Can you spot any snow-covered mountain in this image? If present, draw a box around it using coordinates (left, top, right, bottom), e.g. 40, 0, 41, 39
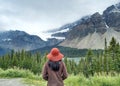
0, 30, 46, 51
47, 15, 91, 40
60, 2, 120, 49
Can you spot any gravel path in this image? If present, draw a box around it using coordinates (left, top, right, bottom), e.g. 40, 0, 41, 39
0, 78, 28, 86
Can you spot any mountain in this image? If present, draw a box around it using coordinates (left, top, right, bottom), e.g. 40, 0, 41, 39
103, 3, 120, 32
0, 30, 64, 55
0, 30, 46, 51
47, 15, 90, 39
60, 2, 120, 49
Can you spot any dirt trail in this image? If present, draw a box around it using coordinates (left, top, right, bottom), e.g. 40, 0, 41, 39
0, 78, 28, 86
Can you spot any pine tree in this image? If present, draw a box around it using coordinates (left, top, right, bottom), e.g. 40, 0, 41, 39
84, 49, 95, 77
108, 37, 117, 60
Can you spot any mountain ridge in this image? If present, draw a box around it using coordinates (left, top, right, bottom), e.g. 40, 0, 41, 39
0, 30, 46, 51
59, 2, 120, 49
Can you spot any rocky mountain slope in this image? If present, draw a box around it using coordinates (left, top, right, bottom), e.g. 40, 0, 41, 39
60, 2, 120, 49
0, 30, 46, 51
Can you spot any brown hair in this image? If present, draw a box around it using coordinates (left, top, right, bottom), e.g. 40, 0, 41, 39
48, 60, 61, 71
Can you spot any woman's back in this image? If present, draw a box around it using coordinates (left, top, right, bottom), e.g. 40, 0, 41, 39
42, 60, 68, 86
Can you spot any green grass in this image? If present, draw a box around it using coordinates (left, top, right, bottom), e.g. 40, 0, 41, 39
0, 68, 35, 78
0, 68, 120, 86
64, 74, 120, 86
24, 74, 120, 86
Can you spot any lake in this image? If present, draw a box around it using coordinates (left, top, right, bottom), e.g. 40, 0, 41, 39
66, 57, 84, 64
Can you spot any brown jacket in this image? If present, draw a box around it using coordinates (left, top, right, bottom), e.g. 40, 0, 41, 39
42, 61, 68, 86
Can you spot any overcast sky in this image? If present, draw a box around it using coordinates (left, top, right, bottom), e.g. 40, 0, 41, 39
0, 0, 119, 40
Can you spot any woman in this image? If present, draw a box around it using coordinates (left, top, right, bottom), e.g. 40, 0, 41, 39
42, 48, 68, 86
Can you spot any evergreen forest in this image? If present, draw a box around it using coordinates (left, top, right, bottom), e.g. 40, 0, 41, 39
0, 37, 120, 78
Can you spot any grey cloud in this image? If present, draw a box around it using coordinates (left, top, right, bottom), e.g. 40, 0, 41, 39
0, 0, 120, 31
1, 0, 119, 19
0, 21, 8, 31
